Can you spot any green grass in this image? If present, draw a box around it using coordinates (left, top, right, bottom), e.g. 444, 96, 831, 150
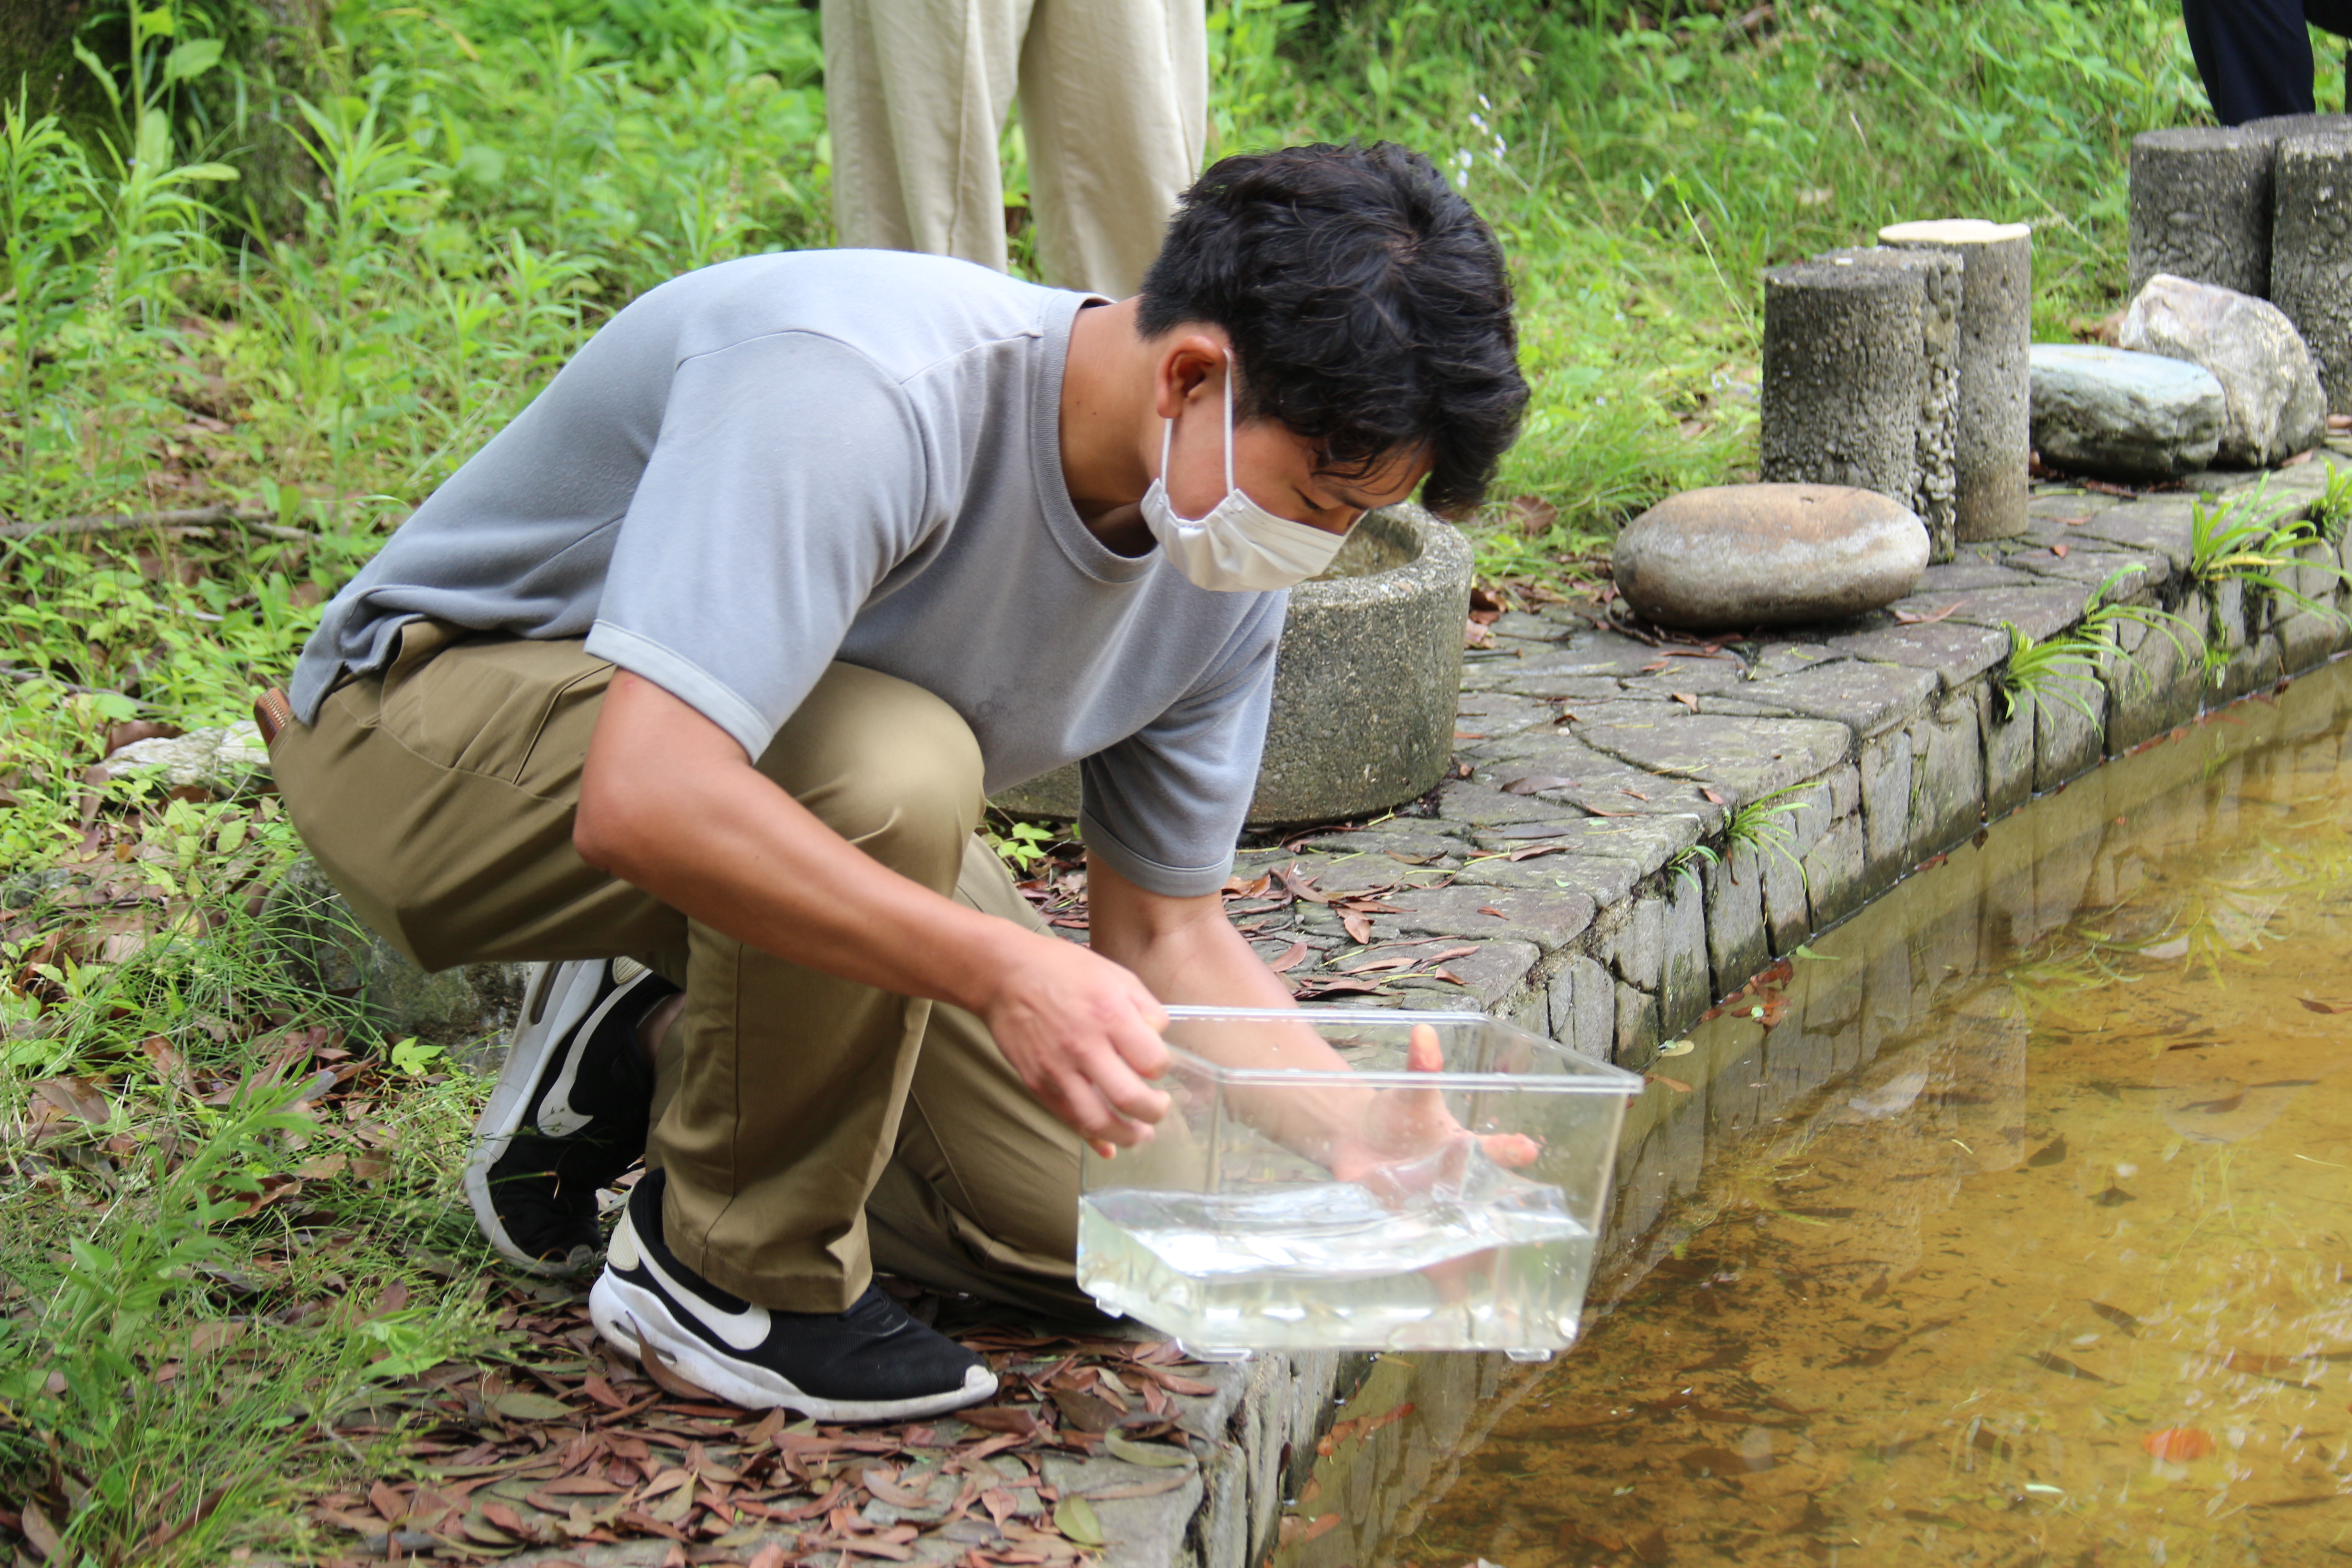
0, 0, 2291, 1552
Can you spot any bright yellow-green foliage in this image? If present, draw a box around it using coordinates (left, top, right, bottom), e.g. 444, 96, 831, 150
0, 0, 2234, 868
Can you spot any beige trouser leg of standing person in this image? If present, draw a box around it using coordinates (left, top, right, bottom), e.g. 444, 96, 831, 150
820, 0, 1207, 297
270, 624, 1091, 1320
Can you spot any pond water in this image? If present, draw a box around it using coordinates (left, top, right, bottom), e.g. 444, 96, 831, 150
1318, 659, 2352, 1567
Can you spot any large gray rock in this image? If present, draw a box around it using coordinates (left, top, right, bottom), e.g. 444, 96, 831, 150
1612, 484, 1930, 631
2028, 343, 2225, 480
992, 505, 1472, 827
102, 721, 271, 794
265, 857, 529, 1054
2119, 274, 2328, 466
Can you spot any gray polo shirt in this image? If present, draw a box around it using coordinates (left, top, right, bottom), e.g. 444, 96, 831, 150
290, 250, 1284, 897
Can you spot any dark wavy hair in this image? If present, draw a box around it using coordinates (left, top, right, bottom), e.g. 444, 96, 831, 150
1136, 142, 1528, 514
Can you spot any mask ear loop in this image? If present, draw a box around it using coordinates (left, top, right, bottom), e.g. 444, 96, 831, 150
1220, 349, 1238, 497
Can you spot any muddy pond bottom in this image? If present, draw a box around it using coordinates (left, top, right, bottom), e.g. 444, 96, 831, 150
1397, 670, 2352, 1565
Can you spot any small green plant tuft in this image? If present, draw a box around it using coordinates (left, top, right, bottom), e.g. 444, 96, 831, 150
2185, 483, 2352, 681
984, 816, 1061, 874
1665, 841, 1719, 891
1994, 620, 2104, 725
1718, 782, 1810, 887
2311, 462, 2352, 544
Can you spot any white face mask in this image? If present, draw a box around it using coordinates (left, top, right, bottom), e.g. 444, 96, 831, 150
1139, 357, 1349, 592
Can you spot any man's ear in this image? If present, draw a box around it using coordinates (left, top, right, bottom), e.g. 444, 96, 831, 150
1152, 331, 1230, 421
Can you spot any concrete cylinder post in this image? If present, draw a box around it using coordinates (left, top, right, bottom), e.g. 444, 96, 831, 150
1819, 246, 1961, 562
1880, 219, 2032, 542
2241, 112, 2352, 144
1759, 259, 1926, 531
2271, 130, 2352, 416
2127, 127, 2276, 299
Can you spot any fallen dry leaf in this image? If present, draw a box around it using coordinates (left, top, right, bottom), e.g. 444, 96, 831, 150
1892, 600, 1965, 626
1671, 692, 1699, 712
1265, 941, 1309, 974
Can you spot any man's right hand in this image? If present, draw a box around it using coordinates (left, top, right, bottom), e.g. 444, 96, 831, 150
980, 934, 1172, 1157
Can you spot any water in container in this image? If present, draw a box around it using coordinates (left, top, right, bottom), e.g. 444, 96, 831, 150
1074, 1007, 1639, 1357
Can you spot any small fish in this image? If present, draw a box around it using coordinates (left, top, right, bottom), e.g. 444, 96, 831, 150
2142, 1426, 2214, 1461
2026, 1137, 2068, 1167
2028, 1350, 2114, 1384
2093, 1185, 2137, 1207
2089, 1301, 2142, 1335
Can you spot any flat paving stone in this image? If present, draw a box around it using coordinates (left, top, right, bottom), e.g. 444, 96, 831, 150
1570, 711, 1852, 801
1912, 560, 2046, 593
1923, 583, 2090, 641
1387, 938, 1545, 1010
1466, 813, 1704, 872
2029, 490, 2125, 518
1450, 848, 1646, 908
1614, 655, 1756, 697
2069, 496, 2201, 570
1505, 630, 1666, 680
1426, 778, 1599, 827
1699, 657, 1936, 739
1285, 824, 1475, 866
2001, 547, 2165, 593
1822, 621, 2012, 688
1495, 671, 1645, 702
1366, 883, 1599, 950
1748, 641, 1842, 675
1452, 690, 1558, 737
1469, 733, 1726, 825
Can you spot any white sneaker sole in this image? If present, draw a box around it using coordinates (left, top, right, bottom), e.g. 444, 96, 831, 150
589, 1272, 1000, 1422
462, 960, 613, 1276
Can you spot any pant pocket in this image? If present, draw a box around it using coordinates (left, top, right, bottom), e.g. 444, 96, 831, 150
377, 632, 613, 793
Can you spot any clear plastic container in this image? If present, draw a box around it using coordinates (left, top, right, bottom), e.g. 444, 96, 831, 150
1075, 1006, 1642, 1361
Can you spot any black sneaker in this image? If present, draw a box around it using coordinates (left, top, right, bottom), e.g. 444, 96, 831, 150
589, 1170, 1000, 1421
465, 958, 679, 1276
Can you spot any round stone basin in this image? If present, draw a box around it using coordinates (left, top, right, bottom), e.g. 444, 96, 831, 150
991, 504, 1474, 828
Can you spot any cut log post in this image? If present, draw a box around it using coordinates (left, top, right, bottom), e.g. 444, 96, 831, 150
2271, 130, 2352, 416
1880, 219, 2032, 542
1759, 260, 1926, 533
2127, 127, 2276, 299
1818, 246, 1961, 562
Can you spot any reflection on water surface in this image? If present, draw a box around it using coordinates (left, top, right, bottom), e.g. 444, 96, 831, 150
1364, 664, 2352, 1566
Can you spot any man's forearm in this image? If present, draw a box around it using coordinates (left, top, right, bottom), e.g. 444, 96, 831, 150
576, 676, 1034, 1017
575, 671, 1172, 1150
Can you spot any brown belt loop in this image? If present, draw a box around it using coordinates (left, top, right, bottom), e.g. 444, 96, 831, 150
254, 686, 294, 748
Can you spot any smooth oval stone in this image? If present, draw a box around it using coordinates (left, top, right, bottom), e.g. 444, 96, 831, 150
1612, 484, 1931, 631
2029, 343, 2224, 481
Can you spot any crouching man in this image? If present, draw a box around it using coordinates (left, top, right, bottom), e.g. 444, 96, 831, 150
266, 142, 1527, 1421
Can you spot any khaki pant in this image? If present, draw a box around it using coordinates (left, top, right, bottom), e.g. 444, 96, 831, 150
821, 0, 1208, 296
272, 624, 1089, 1318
